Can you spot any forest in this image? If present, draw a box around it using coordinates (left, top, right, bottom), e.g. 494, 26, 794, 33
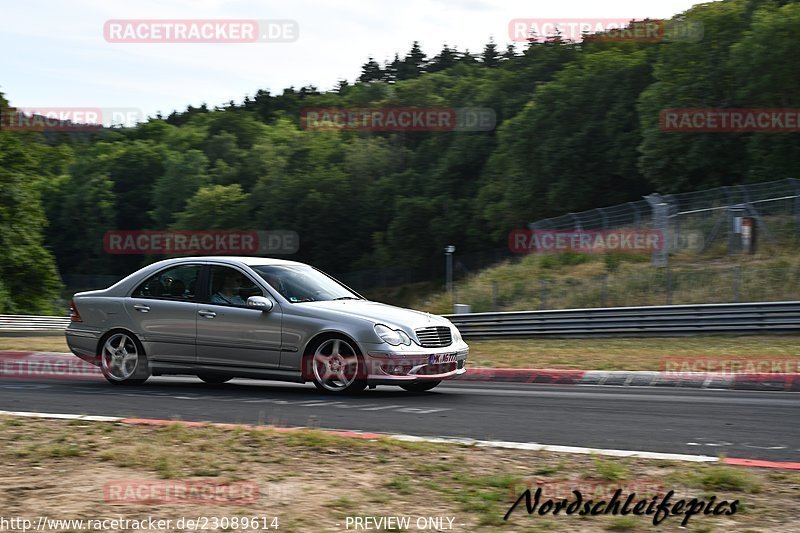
0, 0, 798, 313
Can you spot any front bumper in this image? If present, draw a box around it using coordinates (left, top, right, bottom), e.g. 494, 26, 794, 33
363, 340, 469, 385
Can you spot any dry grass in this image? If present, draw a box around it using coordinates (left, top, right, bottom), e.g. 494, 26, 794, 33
0, 335, 69, 353
3, 334, 800, 371
465, 335, 800, 370
417, 252, 800, 314
0, 416, 797, 532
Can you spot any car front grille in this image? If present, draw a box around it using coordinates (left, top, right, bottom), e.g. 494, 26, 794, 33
416, 362, 457, 375
415, 326, 452, 348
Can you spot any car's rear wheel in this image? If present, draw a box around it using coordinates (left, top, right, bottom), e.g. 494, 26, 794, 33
400, 380, 442, 392
99, 331, 150, 385
309, 337, 367, 394
197, 374, 232, 384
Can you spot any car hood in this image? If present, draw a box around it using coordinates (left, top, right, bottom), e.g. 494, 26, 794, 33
300, 300, 451, 331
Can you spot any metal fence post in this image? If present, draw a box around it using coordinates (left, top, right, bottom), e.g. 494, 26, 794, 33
733, 265, 742, 303
645, 193, 669, 267
728, 206, 739, 255
598, 208, 609, 230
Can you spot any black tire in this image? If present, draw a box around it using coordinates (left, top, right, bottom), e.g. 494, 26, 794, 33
400, 380, 442, 392
306, 336, 367, 394
197, 374, 232, 384
312, 379, 367, 394
98, 330, 150, 385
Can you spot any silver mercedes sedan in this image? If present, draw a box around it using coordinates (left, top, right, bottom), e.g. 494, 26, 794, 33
66, 257, 468, 393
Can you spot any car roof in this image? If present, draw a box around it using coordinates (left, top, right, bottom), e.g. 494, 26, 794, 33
78, 256, 312, 298
159, 256, 307, 268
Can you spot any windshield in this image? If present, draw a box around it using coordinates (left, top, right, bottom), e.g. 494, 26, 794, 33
252, 265, 361, 303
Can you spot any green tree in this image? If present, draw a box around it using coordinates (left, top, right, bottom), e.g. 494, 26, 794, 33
150, 150, 210, 227
729, 1, 800, 180
383, 54, 401, 83
459, 49, 478, 65
172, 184, 250, 230
428, 45, 458, 72
481, 50, 654, 237
107, 140, 166, 230
637, 0, 755, 191
359, 57, 383, 82
481, 39, 501, 67
42, 171, 116, 276
502, 44, 517, 61
398, 41, 427, 80
0, 132, 62, 313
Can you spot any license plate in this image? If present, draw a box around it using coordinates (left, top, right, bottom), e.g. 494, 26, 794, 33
429, 353, 457, 364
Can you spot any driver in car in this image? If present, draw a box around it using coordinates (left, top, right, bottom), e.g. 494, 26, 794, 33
211, 271, 246, 305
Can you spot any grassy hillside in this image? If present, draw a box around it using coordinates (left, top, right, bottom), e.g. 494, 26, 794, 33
415, 250, 800, 314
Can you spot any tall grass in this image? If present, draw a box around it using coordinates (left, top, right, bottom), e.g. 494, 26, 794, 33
417, 251, 800, 314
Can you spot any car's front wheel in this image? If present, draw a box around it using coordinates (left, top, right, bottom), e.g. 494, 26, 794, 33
400, 380, 442, 392
308, 337, 367, 394
99, 331, 150, 385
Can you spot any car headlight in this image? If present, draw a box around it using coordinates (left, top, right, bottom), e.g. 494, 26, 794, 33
451, 326, 462, 343
374, 324, 412, 346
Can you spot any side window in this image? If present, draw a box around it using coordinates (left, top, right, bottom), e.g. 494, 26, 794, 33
208, 266, 263, 307
132, 264, 201, 301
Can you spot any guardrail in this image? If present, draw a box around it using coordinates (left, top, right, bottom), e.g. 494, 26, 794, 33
445, 301, 800, 338
4, 301, 800, 338
0, 315, 70, 332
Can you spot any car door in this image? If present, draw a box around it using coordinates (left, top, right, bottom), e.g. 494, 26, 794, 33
195, 264, 282, 369
125, 263, 201, 364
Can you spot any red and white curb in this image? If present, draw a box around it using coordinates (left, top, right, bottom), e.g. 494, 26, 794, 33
1, 352, 799, 391
456, 368, 800, 391
1, 410, 798, 470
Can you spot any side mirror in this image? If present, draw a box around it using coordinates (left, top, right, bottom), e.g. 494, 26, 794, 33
246, 296, 274, 312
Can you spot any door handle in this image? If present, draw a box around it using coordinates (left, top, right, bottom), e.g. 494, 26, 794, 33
133, 304, 150, 313
198, 310, 217, 319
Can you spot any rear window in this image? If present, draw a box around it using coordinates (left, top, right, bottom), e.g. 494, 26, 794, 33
132, 264, 201, 300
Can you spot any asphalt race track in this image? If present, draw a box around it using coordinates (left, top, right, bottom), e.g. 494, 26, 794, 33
0, 377, 797, 463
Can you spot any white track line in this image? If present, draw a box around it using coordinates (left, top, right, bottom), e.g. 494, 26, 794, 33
385, 434, 719, 462
0, 410, 122, 422
0, 409, 720, 463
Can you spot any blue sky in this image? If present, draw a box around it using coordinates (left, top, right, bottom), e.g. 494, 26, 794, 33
1, 0, 714, 122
